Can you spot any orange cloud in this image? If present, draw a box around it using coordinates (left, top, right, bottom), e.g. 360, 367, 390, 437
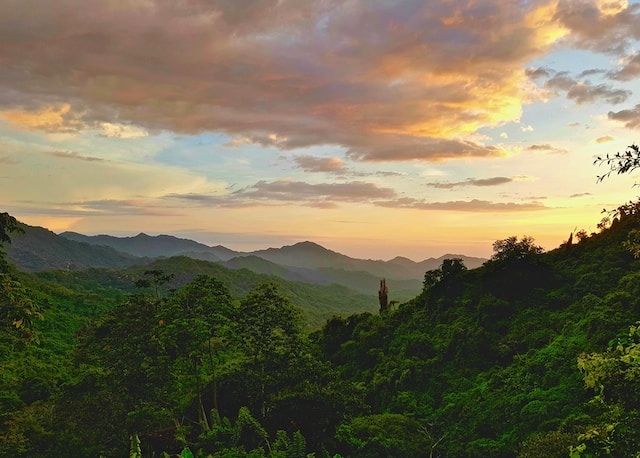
0, 104, 83, 133
0, 0, 634, 161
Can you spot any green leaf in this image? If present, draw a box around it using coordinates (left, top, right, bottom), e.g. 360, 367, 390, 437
180, 447, 195, 458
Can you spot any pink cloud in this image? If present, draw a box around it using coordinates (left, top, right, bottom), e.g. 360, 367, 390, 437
293, 155, 347, 173
0, 0, 637, 161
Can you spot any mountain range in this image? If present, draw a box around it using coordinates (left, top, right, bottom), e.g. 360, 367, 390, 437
58, 230, 486, 278
5, 223, 486, 300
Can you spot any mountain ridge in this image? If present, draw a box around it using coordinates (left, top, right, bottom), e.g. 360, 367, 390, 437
4, 222, 485, 301
8, 224, 146, 272
58, 233, 486, 270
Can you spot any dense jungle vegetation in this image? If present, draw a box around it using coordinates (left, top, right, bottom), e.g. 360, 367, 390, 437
4, 191, 640, 456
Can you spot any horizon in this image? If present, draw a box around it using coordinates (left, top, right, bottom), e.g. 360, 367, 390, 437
53, 226, 491, 262
2, 1, 640, 260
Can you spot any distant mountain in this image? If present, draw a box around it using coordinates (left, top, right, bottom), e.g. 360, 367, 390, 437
34, 255, 379, 329
250, 241, 354, 269
5, 224, 485, 301
221, 255, 329, 284
6, 224, 145, 272
57, 233, 486, 281
250, 241, 486, 280
316, 267, 422, 301
219, 255, 421, 300
59, 231, 241, 260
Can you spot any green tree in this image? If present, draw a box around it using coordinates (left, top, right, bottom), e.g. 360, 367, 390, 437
570, 322, 640, 457
0, 213, 40, 340
134, 269, 175, 300
57, 276, 236, 455
0, 273, 41, 341
0, 212, 23, 273
336, 413, 432, 458
483, 236, 550, 301
421, 258, 466, 294
157, 275, 235, 430
491, 236, 544, 263
593, 144, 640, 257
231, 283, 302, 418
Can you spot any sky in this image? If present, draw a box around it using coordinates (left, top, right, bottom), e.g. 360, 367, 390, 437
2, 0, 640, 261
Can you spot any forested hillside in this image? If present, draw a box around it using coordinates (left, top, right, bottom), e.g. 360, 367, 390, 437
31, 255, 379, 330
3, 201, 640, 457
9, 225, 486, 301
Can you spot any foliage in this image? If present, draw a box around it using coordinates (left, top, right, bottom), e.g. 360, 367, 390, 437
135, 269, 176, 299
4, 208, 640, 457
336, 413, 433, 457
517, 430, 576, 458
624, 228, 640, 258
594, 143, 640, 182
567, 322, 640, 457
490, 235, 544, 263
0, 213, 22, 245
578, 321, 640, 408
0, 212, 23, 272
0, 272, 42, 341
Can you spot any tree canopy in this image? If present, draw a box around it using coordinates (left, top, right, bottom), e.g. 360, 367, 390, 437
3, 208, 640, 456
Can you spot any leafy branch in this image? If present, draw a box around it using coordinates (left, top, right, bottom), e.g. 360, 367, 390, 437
594, 144, 640, 183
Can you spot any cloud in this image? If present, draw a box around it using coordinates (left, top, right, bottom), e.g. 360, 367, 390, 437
521, 125, 534, 132
595, 135, 614, 143
527, 143, 554, 151
167, 179, 396, 208
526, 67, 552, 79
240, 180, 396, 202
608, 104, 640, 129
345, 137, 509, 162
608, 53, 640, 81
0, 0, 587, 162
2, 145, 226, 211
426, 176, 513, 189
570, 192, 592, 198
375, 171, 405, 177
0, 104, 86, 133
170, 177, 550, 212
554, 0, 640, 55
0, 156, 17, 164
526, 143, 568, 154
579, 68, 606, 77
544, 72, 631, 104
14, 199, 183, 218
100, 122, 148, 139
293, 155, 347, 174
512, 175, 538, 182
375, 198, 547, 212
71, 199, 182, 216
48, 151, 104, 162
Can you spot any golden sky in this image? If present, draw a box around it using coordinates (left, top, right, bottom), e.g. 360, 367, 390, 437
1, 0, 640, 259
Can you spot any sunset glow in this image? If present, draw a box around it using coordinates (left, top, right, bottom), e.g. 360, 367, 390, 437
2, 0, 640, 260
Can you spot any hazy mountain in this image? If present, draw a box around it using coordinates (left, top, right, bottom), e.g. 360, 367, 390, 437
221, 255, 332, 284
6, 225, 485, 300
1, 219, 486, 325
59, 231, 241, 260
316, 267, 422, 300
250, 241, 486, 280
6, 224, 145, 272
219, 255, 421, 299
57, 233, 487, 281
139, 256, 379, 328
